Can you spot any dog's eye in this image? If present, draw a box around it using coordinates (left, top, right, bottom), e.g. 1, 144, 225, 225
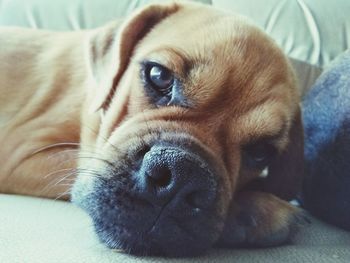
243, 142, 277, 169
144, 62, 174, 94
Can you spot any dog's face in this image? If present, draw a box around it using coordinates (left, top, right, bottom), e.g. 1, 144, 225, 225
72, 2, 302, 257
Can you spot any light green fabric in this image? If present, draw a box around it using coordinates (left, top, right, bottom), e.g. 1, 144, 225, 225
213, 0, 350, 68
1, 194, 350, 263
0, 0, 210, 30
0, 0, 349, 68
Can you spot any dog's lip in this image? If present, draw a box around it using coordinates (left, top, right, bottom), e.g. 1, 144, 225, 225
100, 216, 196, 255
113, 219, 208, 257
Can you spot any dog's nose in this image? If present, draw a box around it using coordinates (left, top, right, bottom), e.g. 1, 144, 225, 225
135, 144, 217, 212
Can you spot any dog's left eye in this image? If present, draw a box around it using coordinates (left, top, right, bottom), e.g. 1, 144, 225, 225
144, 62, 174, 94
243, 142, 277, 169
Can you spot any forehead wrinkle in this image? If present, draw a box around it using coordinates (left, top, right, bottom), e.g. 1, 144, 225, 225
134, 45, 229, 110
174, 32, 291, 115
233, 101, 290, 145
135, 7, 295, 114
184, 64, 230, 110
137, 46, 193, 72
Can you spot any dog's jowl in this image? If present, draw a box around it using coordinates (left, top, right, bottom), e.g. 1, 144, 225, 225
0, 2, 305, 257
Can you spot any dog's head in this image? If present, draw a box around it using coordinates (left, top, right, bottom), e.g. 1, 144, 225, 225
72, 1, 303, 257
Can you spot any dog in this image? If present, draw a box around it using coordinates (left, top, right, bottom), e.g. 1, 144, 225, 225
0, 1, 305, 257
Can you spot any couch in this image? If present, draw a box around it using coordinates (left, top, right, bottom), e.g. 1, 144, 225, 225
1, 0, 350, 262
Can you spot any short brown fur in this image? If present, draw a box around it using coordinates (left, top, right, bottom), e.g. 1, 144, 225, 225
0, 1, 304, 251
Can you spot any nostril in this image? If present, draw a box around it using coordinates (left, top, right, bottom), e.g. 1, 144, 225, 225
136, 145, 151, 160
148, 167, 172, 189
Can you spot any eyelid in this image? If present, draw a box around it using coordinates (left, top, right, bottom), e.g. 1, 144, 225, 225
140, 60, 172, 73
243, 133, 285, 154
139, 57, 189, 80
244, 121, 288, 147
243, 140, 276, 154
136, 46, 188, 75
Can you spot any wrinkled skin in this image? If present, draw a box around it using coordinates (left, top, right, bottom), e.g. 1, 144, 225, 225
0, 2, 305, 257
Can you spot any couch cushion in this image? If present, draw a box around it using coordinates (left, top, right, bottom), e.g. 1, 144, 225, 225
1, 0, 349, 69
0, 0, 210, 30
212, 0, 350, 68
1, 194, 350, 263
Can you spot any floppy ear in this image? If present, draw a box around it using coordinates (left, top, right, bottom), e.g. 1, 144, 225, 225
247, 108, 304, 200
87, 3, 181, 112
216, 111, 305, 248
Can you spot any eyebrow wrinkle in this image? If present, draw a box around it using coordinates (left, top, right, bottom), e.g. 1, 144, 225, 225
244, 121, 288, 146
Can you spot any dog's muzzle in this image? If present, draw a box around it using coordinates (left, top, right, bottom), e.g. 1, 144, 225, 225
72, 139, 226, 257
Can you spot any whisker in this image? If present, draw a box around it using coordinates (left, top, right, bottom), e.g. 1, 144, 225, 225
55, 189, 72, 201
81, 119, 128, 156
44, 151, 116, 175
55, 183, 74, 187
42, 167, 104, 196
51, 171, 80, 187
45, 143, 108, 159
81, 123, 119, 151
42, 170, 78, 190
46, 148, 80, 161
30, 142, 80, 156
78, 156, 116, 169
43, 167, 76, 179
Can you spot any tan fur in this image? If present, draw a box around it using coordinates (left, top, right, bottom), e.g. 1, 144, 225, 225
0, 1, 303, 243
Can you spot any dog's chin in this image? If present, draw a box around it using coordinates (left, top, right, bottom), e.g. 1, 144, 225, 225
72, 176, 225, 257
94, 215, 216, 257
71, 156, 227, 255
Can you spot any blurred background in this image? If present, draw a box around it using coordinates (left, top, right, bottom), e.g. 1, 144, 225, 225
1, 0, 350, 96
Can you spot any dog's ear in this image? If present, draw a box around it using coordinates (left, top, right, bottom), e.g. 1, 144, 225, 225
87, 3, 181, 112
247, 108, 304, 201
217, 109, 304, 248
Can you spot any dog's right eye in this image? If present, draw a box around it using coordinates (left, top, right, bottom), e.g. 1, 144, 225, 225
143, 62, 174, 95
243, 141, 277, 170
140, 61, 190, 108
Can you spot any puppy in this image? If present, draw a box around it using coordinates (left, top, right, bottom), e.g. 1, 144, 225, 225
0, 1, 305, 257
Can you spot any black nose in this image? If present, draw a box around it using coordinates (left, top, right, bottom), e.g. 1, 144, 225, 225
135, 144, 217, 212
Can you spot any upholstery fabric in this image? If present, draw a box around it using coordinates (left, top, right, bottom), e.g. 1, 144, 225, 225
0, 0, 349, 68
213, 0, 350, 68
302, 50, 350, 231
1, 194, 350, 263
